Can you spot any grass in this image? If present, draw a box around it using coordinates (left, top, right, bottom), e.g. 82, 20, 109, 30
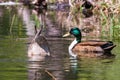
97, 1, 120, 39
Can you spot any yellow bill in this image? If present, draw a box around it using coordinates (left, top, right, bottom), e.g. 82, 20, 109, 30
63, 32, 70, 37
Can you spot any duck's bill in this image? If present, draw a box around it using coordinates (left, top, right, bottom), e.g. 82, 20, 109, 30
63, 32, 70, 37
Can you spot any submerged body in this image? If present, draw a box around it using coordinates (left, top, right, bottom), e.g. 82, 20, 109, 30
28, 25, 50, 61
28, 36, 50, 61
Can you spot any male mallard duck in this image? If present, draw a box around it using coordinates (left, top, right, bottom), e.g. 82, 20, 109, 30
63, 27, 116, 58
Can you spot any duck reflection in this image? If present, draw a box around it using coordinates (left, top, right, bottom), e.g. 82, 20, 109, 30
28, 61, 45, 80
28, 57, 68, 80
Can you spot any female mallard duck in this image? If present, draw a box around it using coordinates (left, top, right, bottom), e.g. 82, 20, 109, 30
81, 0, 93, 17
28, 25, 50, 61
63, 27, 116, 58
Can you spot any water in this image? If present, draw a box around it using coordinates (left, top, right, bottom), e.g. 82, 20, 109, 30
0, 5, 120, 80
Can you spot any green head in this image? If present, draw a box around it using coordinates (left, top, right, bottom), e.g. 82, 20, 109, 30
70, 27, 82, 43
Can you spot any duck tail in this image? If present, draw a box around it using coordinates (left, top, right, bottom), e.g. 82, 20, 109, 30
100, 41, 116, 52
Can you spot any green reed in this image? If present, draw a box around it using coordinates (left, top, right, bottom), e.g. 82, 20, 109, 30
10, 14, 16, 33
97, 0, 120, 40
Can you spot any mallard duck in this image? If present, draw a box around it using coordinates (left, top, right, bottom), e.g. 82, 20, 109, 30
28, 25, 50, 61
82, 0, 93, 9
63, 27, 116, 58
82, 0, 93, 17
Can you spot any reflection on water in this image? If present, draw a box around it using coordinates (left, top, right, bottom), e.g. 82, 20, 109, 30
0, 4, 120, 80
28, 61, 45, 80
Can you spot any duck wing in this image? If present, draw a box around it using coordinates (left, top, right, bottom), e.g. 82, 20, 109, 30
76, 40, 108, 46
35, 35, 50, 56
76, 40, 116, 51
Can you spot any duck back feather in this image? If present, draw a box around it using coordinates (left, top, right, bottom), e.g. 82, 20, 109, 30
72, 40, 116, 57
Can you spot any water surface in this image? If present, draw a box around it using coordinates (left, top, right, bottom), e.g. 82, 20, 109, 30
0, 5, 120, 80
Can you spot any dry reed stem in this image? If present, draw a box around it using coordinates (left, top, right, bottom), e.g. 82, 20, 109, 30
45, 69, 57, 80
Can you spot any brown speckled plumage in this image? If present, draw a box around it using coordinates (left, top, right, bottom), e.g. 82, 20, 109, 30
72, 40, 116, 57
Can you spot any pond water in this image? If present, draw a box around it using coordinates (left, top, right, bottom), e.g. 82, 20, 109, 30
0, 5, 120, 80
